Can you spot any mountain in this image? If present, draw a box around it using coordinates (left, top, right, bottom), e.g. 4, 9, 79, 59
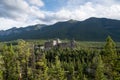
0, 24, 46, 36
0, 17, 120, 41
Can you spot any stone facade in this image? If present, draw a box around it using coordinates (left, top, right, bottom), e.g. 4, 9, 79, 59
34, 38, 76, 50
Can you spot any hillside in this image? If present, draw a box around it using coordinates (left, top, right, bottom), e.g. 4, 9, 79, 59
0, 17, 120, 41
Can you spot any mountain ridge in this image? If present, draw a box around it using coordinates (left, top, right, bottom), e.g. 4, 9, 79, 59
1, 17, 120, 41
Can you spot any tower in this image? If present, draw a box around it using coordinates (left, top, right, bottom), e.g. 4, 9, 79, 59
70, 39, 76, 48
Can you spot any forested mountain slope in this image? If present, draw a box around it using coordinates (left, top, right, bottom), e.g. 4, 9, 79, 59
1, 17, 120, 41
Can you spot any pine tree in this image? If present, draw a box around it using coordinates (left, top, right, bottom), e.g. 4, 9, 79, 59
77, 61, 84, 80
67, 62, 76, 80
103, 36, 117, 79
34, 51, 48, 80
17, 40, 31, 80
2, 44, 19, 80
0, 53, 3, 80
50, 56, 65, 80
104, 36, 117, 58
95, 55, 107, 80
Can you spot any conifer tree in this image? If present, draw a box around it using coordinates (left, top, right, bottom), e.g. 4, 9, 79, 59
0, 53, 3, 80
67, 62, 76, 80
2, 44, 19, 80
95, 55, 107, 80
103, 36, 117, 79
77, 62, 84, 80
50, 56, 65, 80
104, 36, 117, 59
34, 51, 48, 80
17, 40, 30, 80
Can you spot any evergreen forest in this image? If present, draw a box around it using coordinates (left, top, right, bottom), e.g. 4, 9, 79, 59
0, 36, 120, 80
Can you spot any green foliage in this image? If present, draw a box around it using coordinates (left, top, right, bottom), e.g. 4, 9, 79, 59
95, 55, 107, 80
103, 36, 118, 79
77, 62, 84, 80
1, 44, 19, 80
0, 54, 3, 80
0, 37, 119, 80
49, 56, 66, 80
104, 36, 117, 57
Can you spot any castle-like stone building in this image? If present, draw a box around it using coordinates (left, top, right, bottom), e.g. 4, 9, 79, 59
34, 38, 76, 50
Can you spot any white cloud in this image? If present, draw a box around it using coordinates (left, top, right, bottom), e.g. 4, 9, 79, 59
43, 0, 120, 23
0, 0, 45, 20
0, 0, 120, 30
0, 0, 45, 30
28, 0, 44, 7
0, 18, 45, 30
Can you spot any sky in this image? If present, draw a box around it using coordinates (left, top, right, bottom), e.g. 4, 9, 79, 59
0, 0, 120, 30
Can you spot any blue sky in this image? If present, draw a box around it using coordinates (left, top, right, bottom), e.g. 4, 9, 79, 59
42, 0, 67, 11
0, 0, 120, 30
